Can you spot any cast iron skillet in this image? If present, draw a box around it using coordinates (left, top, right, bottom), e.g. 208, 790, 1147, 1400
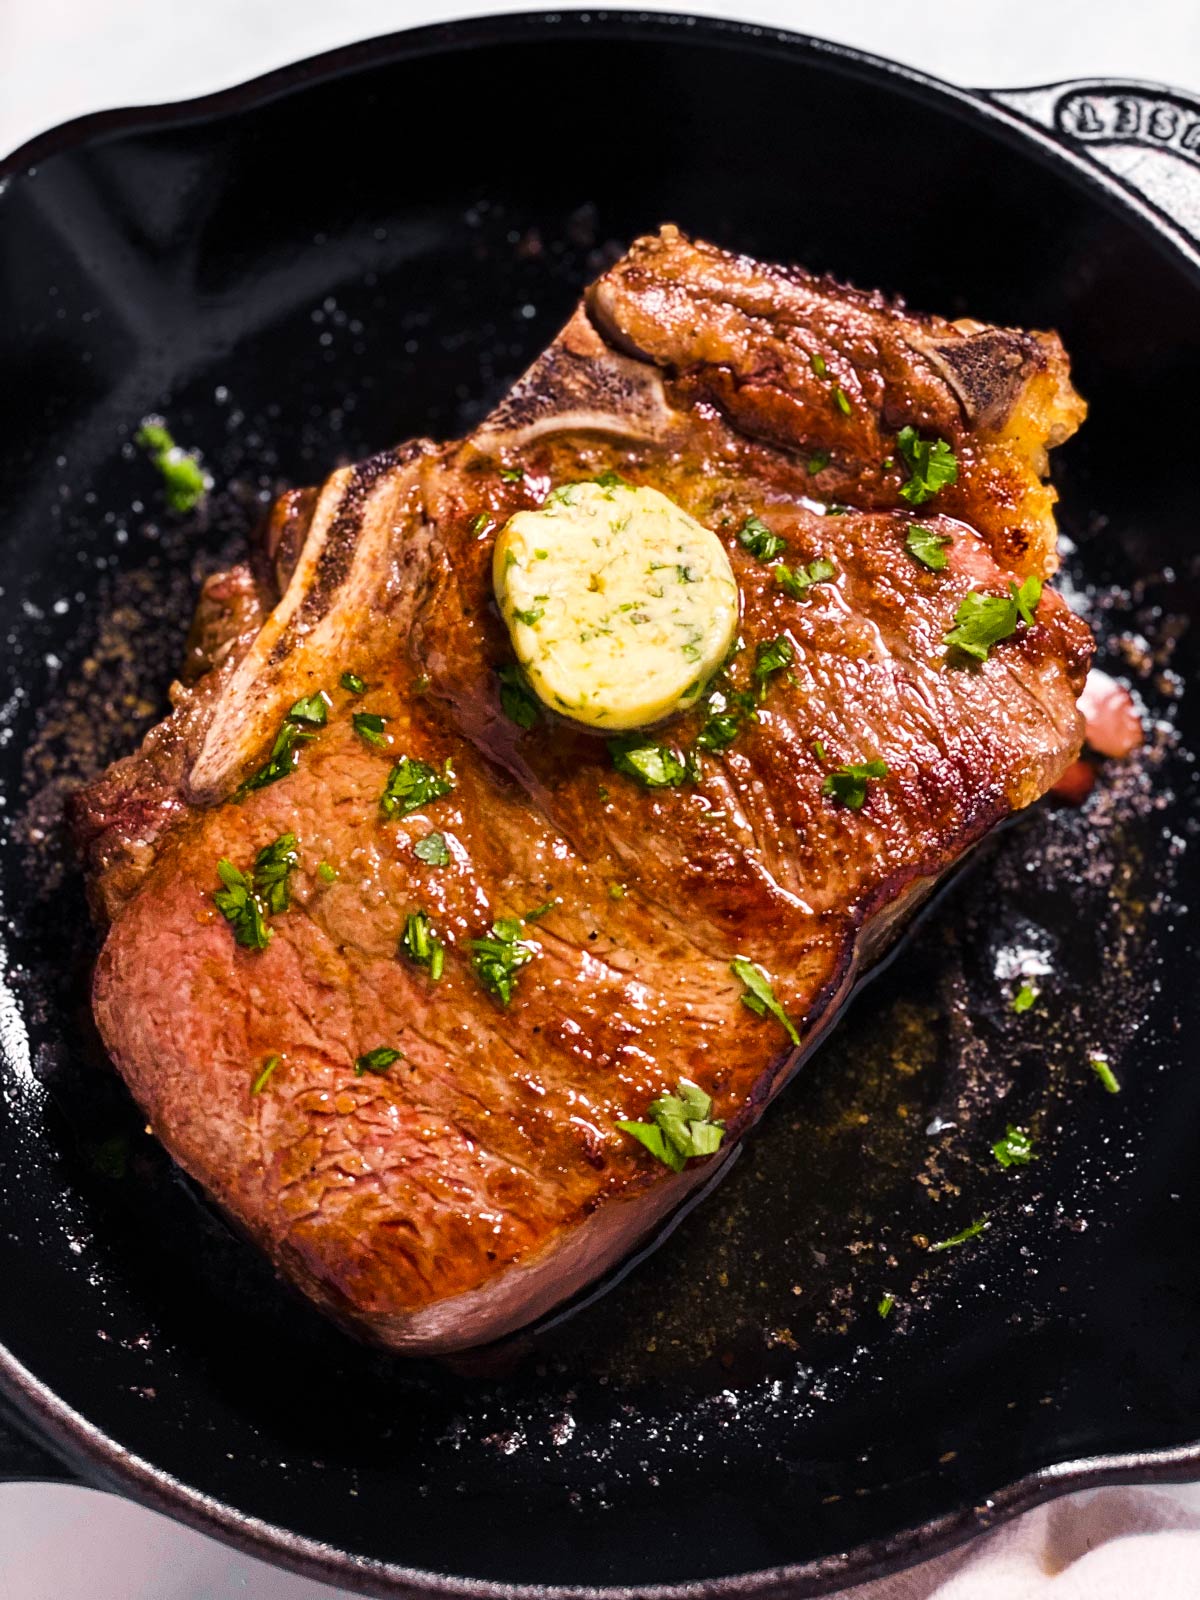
0, 12, 1198, 1597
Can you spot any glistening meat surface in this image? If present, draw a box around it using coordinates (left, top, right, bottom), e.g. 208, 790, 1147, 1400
70, 229, 1093, 1352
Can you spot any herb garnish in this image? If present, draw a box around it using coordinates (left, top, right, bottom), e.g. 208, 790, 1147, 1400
944, 576, 1042, 662
730, 958, 800, 1046
810, 353, 828, 379
135, 420, 209, 513
821, 758, 888, 810
616, 1078, 725, 1172
512, 606, 544, 627
609, 739, 690, 789
752, 635, 794, 699
928, 1218, 989, 1252
467, 917, 536, 1005
905, 524, 953, 571
380, 756, 455, 819
737, 515, 788, 564
470, 512, 491, 534
352, 711, 388, 748
832, 386, 852, 416
500, 466, 525, 483
213, 832, 299, 949
523, 899, 559, 922
316, 861, 338, 883
1089, 1054, 1121, 1094
497, 664, 540, 729
340, 671, 367, 695
251, 1054, 281, 1095
896, 426, 958, 505
992, 1125, 1036, 1168
400, 910, 445, 982
594, 468, 630, 491
252, 831, 299, 914
414, 831, 451, 866
877, 1293, 895, 1319
239, 700, 326, 794
355, 1047, 403, 1077
807, 451, 830, 476
287, 692, 330, 726
1012, 983, 1037, 1014
774, 557, 835, 600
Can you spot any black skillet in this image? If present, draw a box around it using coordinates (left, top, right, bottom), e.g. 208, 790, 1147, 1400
1, 12, 1199, 1597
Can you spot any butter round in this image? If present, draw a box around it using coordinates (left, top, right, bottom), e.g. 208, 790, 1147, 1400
493, 480, 740, 732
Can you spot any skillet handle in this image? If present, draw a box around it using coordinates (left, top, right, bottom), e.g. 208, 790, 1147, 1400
986, 78, 1200, 253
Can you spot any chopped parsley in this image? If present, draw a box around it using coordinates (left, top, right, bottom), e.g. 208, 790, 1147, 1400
832, 386, 852, 416
774, 556, 835, 600
135, 420, 209, 513
355, 1046, 403, 1077
500, 466, 525, 483
523, 899, 559, 921
251, 1054, 281, 1095
696, 684, 755, 755
905, 524, 953, 571
737, 514, 788, 564
1012, 983, 1038, 1014
810, 352, 828, 379
316, 861, 338, 883
877, 1293, 895, 1319
352, 711, 388, 748
213, 831, 300, 947
594, 468, 631, 490
616, 1078, 725, 1172
239, 717, 315, 794
400, 910, 445, 982
821, 758, 888, 810
467, 917, 535, 1005
944, 576, 1042, 662
470, 512, 491, 534
608, 882, 627, 900
752, 635, 794, 699
1089, 1054, 1121, 1094
896, 426, 959, 505
213, 859, 271, 950
512, 606, 544, 627
730, 958, 800, 1046
992, 1125, 1036, 1168
380, 756, 455, 819
340, 671, 367, 695
252, 831, 299, 914
928, 1217, 989, 1252
414, 831, 451, 866
287, 691, 330, 726
807, 451, 830, 476
497, 664, 540, 729
609, 739, 690, 789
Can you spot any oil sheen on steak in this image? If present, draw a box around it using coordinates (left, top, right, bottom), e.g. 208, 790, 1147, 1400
70, 228, 1093, 1353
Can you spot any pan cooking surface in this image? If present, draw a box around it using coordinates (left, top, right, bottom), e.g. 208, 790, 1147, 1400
0, 17, 1198, 1594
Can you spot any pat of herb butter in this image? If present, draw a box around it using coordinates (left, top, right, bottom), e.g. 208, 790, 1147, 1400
493, 481, 739, 732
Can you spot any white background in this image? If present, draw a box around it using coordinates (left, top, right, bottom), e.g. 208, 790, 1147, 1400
2, 2, 1199, 1598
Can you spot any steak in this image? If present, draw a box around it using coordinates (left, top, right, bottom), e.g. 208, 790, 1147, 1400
70, 228, 1093, 1353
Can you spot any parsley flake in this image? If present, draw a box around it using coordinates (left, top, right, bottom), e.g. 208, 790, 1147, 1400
807, 451, 831, 476
896, 427, 959, 505
352, 711, 388, 748
616, 1078, 725, 1172
737, 515, 788, 564
1012, 983, 1038, 1014
467, 918, 536, 1005
1089, 1054, 1121, 1094
992, 1125, 1036, 1168
213, 859, 271, 950
239, 717, 314, 794
135, 420, 209, 513
905, 524, 953, 571
355, 1047, 403, 1077
400, 910, 445, 982
877, 1293, 895, 1319
414, 831, 451, 866
928, 1218, 989, 1252
609, 739, 690, 789
381, 757, 455, 819
775, 557, 835, 600
512, 606, 544, 627
944, 576, 1042, 662
500, 466, 525, 483
832, 386, 852, 416
730, 958, 800, 1046
497, 664, 540, 729
316, 861, 337, 883
287, 691, 330, 726
752, 635, 794, 699
251, 1054, 281, 1095
252, 832, 299, 914
340, 671, 367, 695
810, 352, 828, 379
821, 758, 888, 810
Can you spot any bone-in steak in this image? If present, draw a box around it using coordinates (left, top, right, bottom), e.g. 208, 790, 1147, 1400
70, 229, 1093, 1352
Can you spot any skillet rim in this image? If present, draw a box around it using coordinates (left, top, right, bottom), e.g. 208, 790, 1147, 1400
2, 10, 1199, 1597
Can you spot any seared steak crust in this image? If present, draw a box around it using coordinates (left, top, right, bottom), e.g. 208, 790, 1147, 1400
71, 230, 1092, 1351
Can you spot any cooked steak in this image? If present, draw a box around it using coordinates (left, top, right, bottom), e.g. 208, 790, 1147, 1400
70, 228, 1093, 1353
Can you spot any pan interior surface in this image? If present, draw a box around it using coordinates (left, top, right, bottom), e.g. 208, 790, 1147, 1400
0, 19, 1197, 1595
